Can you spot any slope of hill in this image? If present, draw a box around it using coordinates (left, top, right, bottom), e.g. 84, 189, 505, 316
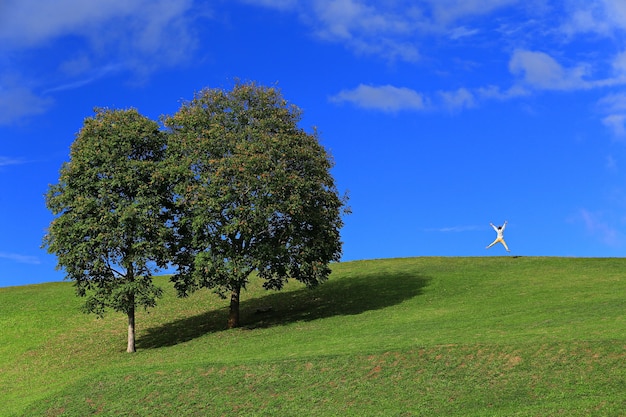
2, 257, 625, 416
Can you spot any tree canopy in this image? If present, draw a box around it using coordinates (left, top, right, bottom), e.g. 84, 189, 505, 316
164, 82, 348, 328
45, 82, 349, 347
44, 108, 171, 352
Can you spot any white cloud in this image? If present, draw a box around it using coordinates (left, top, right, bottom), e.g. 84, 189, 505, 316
330, 50, 626, 115
509, 49, 593, 91
508, 49, 626, 94
330, 84, 427, 112
331, 82, 534, 112
438, 88, 476, 110
330, 84, 518, 112
239, 0, 626, 137
0, 252, 41, 265
477, 84, 530, 100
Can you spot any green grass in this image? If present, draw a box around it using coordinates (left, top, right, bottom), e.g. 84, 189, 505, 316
2, 257, 626, 416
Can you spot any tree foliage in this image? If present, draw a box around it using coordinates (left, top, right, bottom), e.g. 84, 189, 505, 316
164, 82, 348, 328
44, 108, 170, 352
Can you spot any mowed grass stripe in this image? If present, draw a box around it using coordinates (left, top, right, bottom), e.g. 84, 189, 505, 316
2, 257, 626, 416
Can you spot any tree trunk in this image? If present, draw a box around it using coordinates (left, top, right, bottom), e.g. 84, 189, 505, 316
227, 284, 241, 329
127, 298, 136, 353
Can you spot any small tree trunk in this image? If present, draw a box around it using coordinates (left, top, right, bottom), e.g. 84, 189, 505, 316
228, 284, 241, 329
127, 300, 136, 353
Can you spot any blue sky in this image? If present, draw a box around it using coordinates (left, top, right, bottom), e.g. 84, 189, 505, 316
3, 0, 626, 287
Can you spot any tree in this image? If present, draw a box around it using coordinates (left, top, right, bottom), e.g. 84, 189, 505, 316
44, 108, 170, 352
164, 82, 348, 328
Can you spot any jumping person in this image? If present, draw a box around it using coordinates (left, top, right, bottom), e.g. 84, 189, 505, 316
486, 221, 510, 252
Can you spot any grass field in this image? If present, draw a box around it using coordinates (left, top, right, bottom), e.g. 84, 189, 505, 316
1, 256, 625, 416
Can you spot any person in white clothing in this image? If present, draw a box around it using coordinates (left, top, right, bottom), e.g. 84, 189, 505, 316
486, 221, 510, 252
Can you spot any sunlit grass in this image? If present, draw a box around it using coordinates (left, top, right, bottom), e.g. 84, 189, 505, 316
2, 257, 626, 416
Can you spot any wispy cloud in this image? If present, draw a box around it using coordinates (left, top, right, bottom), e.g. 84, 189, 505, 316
0, 252, 41, 265
251, 1, 626, 135
42, 63, 126, 94
0, 156, 24, 167
597, 92, 626, 111
241, 0, 515, 63
0, 0, 202, 124
424, 0, 520, 25
425, 225, 484, 233
239, 0, 298, 10
448, 26, 480, 40
561, 0, 626, 36
576, 208, 622, 247
476, 84, 530, 101
0, 78, 54, 126
606, 154, 618, 172
308, 0, 420, 62
602, 114, 626, 137
243, 0, 626, 79
0, 0, 197, 52
598, 92, 626, 137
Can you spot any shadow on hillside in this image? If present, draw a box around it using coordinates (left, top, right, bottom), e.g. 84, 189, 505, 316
138, 270, 430, 349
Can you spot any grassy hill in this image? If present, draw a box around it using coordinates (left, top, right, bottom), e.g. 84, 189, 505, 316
2, 257, 625, 416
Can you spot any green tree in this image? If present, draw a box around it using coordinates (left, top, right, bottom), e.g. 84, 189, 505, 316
164, 82, 348, 328
44, 108, 170, 352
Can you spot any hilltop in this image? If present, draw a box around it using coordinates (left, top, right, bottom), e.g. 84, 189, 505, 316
2, 257, 625, 416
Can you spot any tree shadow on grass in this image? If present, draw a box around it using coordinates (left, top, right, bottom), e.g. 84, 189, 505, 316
138, 270, 431, 349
